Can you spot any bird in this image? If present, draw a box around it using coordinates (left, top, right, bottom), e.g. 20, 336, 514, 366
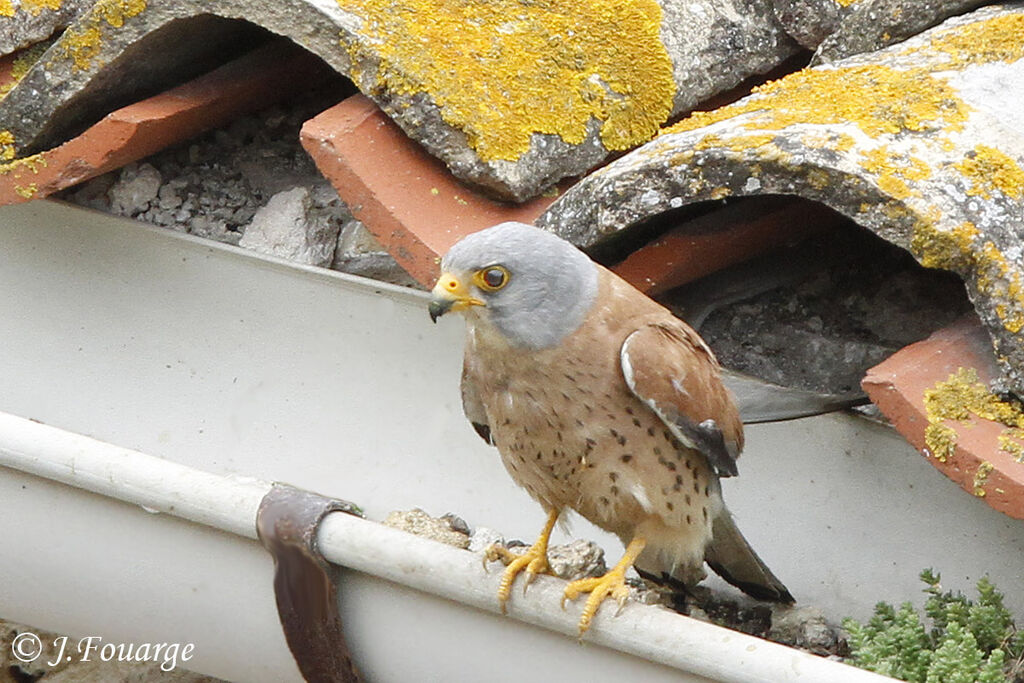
428, 221, 793, 635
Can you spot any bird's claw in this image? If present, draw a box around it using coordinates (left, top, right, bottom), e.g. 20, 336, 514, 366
485, 542, 551, 614
562, 568, 631, 636
521, 555, 548, 595
482, 543, 516, 572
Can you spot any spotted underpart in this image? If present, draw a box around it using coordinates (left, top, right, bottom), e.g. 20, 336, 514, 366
463, 266, 726, 578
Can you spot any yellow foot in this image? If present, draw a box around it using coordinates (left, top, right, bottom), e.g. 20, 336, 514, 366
483, 509, 559, 613
485, 542, 550, 613
561, 536, 646, 636
561, 568, 631, 635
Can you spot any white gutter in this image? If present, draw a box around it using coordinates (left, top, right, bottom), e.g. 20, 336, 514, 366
0, 410, 893, 683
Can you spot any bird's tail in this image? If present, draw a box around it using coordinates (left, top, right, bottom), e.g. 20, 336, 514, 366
704, 512, 794, 604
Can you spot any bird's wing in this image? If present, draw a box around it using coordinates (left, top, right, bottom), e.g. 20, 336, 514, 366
461, 356, 494, 445
620, 322, 743, 478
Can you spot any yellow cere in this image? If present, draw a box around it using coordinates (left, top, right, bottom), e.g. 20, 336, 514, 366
60, 0, 146, 71
923, 368, 1024, 468
343, 0, 676, 162
954, 144, 1024, 200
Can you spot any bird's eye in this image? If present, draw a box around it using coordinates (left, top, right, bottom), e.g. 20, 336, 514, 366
475, 266, 510, 291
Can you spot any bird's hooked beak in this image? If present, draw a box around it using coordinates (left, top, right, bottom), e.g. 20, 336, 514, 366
429, 272, 485, 322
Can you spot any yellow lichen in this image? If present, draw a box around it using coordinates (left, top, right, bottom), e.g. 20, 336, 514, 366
954, 144, 1024, 200
0, 152, 47, 175
60, 0, 146, 71
911, 220, 979, 270
978, 241, 1024, 334
0, 40, 53, 99
344, 0, 675, 162
923, 367, 1024, 465
972, 461, 994, 497
0, 129, 15, 161
859, 147, 932, 200
669, 150, 694, 167
94, 0, 145, 27
21, 0, 61, 15
1000, 430, 1024, 462
722, 133, 776, 153
915, 14, 1024, 68
665, 64, 970, 139
806, 168, 830, 190
13, 183, 36, 198
911, 222, 1024, 335
925, 422, 958, 462
0, 0, 14, 16
61, 26, 103, 70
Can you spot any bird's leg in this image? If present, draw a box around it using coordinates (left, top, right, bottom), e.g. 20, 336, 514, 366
562, 535, 647, 636
484, 508, 559, 613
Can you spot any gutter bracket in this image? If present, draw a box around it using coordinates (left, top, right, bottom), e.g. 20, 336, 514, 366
257, 483, 364, 683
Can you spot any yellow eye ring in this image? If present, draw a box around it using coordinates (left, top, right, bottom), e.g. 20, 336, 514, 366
473, 265, 510, 291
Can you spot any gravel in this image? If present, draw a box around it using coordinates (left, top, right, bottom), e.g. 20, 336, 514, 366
664, 223, 974, 395
60, 88, 418, 288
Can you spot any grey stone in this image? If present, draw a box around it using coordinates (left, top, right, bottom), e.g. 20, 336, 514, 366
191, 215, 236, 245
332, 218, 419, 287
440, 513, 470, 536
768, 606, 842, 655
64, 172, 114, 211
627, 576, 669, 605
467, 526, 505, 554
0, 0, 798, 202
0, 0, 91, 56
772, 0, 987, 55
771, 0, 841, 49
815, 0, 990, 62
61, 92, 421, 286
679, 228, 973, 394
239, 187, 340, 267
108, 163, 162, 216
546, 539, 607, 582
539, 5, 1024, 395
383, 508, 470, 550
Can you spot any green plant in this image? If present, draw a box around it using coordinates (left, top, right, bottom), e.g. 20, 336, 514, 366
843, 570, 1024, 682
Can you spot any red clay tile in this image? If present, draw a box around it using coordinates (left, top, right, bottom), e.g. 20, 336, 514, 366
0, 41, 330, 206
863, 317, 1024, 520
611, 198, 839, 295
300, 95, 561, 286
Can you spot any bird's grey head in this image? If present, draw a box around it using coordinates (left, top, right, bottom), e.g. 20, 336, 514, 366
429, 222, 599, 349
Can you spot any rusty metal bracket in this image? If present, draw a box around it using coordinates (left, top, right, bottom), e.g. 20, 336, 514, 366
257, 483, 363, 683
